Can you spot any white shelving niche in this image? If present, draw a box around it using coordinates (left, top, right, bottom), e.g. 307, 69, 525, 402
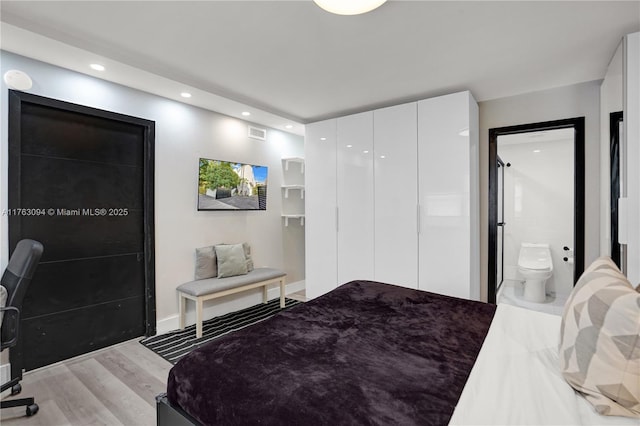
281, 157, 305, 227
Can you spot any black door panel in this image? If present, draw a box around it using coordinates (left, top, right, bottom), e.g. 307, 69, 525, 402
8, 91, 155, 371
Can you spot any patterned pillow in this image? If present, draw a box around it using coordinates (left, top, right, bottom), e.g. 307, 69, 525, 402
559, 256, 640, 418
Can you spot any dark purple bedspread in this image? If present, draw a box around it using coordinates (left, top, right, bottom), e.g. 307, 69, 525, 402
167, 280, 496, 425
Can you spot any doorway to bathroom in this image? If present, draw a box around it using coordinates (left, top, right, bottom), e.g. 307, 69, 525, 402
488, 118, 585, 314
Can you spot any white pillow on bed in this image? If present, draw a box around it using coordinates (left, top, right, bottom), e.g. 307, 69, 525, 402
559, 256, 640, 418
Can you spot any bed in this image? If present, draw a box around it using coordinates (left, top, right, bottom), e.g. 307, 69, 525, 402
157, 279, 637, 425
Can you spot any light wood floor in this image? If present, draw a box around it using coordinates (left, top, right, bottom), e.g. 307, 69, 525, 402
0, 338, 172, 426
1, 291, 307, 425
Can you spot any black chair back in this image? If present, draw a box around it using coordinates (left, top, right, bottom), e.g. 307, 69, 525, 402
1, 239, 44, 350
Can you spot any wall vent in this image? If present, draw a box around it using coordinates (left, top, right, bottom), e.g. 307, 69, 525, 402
248, 125, 267, 141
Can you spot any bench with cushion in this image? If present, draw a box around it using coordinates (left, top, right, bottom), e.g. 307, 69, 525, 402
178, 242, 286, 338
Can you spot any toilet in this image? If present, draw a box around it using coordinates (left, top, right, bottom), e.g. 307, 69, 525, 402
517, 243, 553, 303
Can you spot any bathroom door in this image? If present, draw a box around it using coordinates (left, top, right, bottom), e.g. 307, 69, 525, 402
496, 156, 505, 291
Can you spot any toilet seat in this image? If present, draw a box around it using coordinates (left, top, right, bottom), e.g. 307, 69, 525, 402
518, 262, 552, 272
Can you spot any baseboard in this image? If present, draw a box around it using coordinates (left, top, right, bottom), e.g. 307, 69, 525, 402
155, 280, 305, 335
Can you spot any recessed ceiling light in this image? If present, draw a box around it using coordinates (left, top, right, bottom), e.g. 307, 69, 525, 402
346, 145, 353, 148
320, 137, 327, 141
90, 63, 105, 71
380, 155, 386, 159
180, 92, 192, 98
241, 111, 251, 116
363, 150, 369, 154
313, 0, 387, 15
285, 124, 293, 129
533, 149, 541, 153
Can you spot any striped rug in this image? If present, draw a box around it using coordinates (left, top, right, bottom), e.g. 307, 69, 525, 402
140, 298, 300, 364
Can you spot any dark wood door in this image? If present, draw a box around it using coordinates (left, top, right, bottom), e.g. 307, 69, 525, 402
8, 91, 155, 371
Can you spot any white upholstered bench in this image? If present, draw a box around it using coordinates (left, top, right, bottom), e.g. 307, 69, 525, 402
177, 267, 286, 338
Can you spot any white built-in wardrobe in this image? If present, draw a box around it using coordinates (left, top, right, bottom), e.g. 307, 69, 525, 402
305, 91, 480, 300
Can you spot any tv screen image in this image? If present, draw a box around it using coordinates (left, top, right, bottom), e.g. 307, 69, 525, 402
198, 158, 268, 210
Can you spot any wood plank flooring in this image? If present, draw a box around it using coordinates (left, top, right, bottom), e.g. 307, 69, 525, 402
0, 339, 172, 426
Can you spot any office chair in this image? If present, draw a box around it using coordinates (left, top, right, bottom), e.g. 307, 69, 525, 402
1, 239, 43, 417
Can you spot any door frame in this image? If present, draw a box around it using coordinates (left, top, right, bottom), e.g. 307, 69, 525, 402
7, 90, 156, 336
610, 111, 623, 269
488, 117, 585, 304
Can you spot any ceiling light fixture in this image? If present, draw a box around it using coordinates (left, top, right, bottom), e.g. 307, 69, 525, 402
3, 70, 32, 90
90, 63, 105, 71
242, 111, 251, 116
320, 137, 327, 141
533, 149, 541, 153
180, 92, 192, 98
285, 124, 293, 129
313, 0, 387, 15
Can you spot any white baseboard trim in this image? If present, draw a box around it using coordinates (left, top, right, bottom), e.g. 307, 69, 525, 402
155, 280, 305, 335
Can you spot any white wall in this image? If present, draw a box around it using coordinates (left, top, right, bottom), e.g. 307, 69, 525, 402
0, 51, 305, 331
479, 80, 601, 301
499, 137, 574, 296
599, 42, 623, 256
623, 32, 640, 284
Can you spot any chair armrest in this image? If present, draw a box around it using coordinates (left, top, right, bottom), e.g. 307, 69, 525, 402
0, 306, 20, 349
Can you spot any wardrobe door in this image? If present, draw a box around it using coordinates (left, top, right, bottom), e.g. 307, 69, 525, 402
418, 91, 479, 300
305, 119, 338, 299
337, 112, 374, 284
374, 103, 418, 288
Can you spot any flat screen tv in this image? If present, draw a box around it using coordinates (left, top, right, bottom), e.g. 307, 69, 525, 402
198, 158, 268, 211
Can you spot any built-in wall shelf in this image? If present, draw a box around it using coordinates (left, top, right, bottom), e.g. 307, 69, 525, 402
282, 185, 305, 199
283, 157, 305, 173
282, 157, 305, 227
282, 214, 305, 227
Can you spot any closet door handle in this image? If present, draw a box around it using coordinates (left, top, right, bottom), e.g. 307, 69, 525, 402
497, 222, 506, 227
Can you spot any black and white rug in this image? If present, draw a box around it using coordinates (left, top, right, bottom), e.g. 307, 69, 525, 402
140, 298, 300, 364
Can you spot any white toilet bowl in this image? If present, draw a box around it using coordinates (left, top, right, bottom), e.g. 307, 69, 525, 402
517, 243, 553, 303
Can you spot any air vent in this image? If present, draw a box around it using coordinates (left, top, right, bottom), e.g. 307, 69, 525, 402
248, 126, 267, 141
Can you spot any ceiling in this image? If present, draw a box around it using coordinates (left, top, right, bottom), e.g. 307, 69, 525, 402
1, 1, 639, 131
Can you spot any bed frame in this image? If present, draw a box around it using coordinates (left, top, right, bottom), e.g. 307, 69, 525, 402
156, 394, 198, 426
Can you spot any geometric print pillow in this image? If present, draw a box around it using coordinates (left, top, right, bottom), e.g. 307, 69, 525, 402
559, 256, 640, 418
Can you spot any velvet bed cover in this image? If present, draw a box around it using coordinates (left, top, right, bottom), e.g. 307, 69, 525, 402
167, 280, 496, 425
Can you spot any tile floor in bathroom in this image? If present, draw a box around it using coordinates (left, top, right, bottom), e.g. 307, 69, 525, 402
497, 279, 568, 316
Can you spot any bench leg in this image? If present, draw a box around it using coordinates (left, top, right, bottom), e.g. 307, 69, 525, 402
280, 278, 286, 308
178, 293, 186, 330
263, 285, 268, 304
196, 298, 203, 339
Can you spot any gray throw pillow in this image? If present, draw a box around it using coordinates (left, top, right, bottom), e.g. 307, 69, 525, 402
195, 246, 217, 280
215, 244, 248, 278
243, 242, 254, 272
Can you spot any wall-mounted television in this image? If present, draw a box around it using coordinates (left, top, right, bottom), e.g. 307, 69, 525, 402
198, 158, 268, 211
